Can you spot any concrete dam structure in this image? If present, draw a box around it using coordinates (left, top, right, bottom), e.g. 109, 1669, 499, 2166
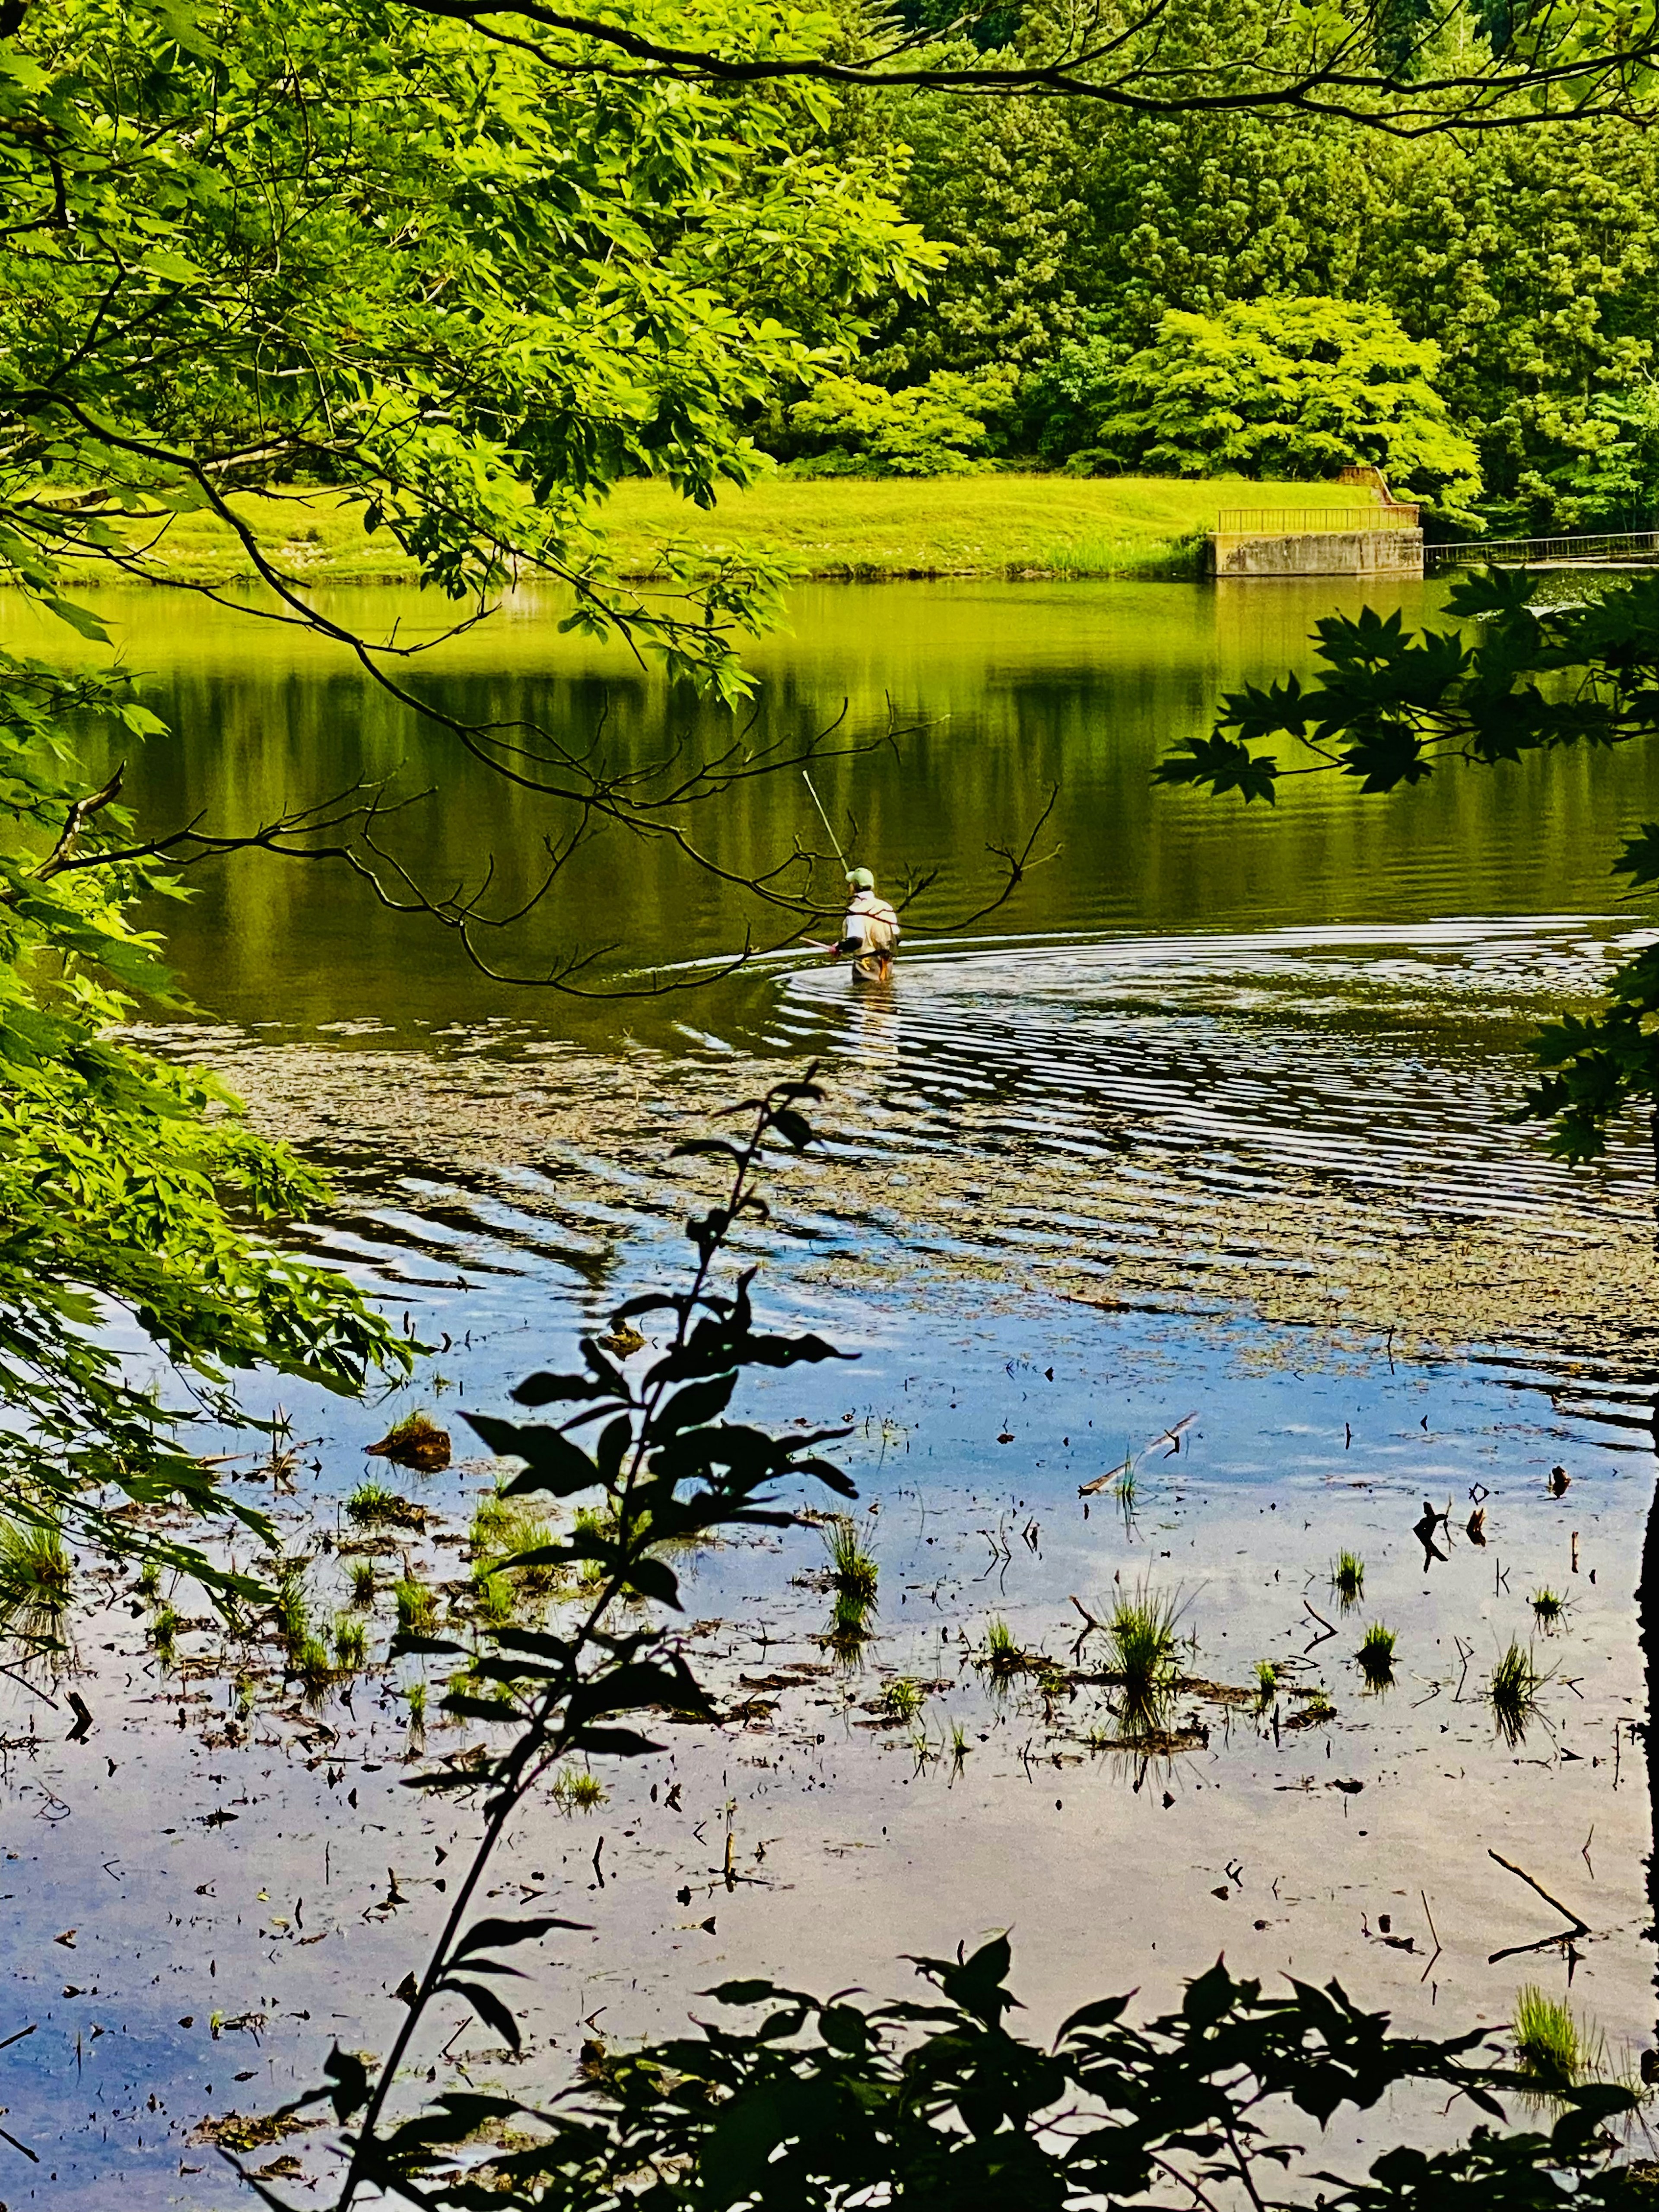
1205, 489, 1423, 578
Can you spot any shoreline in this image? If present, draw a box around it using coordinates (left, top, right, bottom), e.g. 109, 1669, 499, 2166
33, 474, 1383, 590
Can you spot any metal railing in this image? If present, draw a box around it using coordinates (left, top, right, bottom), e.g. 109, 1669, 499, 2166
1428, 529, 1659, 569
1214, 504, 1420, 536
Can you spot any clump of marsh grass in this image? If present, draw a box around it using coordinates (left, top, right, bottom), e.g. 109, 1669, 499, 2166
1106, 1581, 1184, 1729
395, 1577, 437, 1638
1489, 1641, 1547, 1746
1255, 1659, 1279, 1708
136, 1560, 162, 1605
826, 1587, 873, 1665
981, 1615, 1025, 1677
151, 1604, 180, 1662
483, 1502, 559, 1598
823, 1517, 878, 1610
332, 1614, 367, 1672
1332, 1551, 1365, 1609
880, 1677, 924, 1724
472, 1570, 518, 1629
1513, 1985, 1605, 2097
552, 1765, 607, 1813
406, 1679, 428, 1732
0, 1519, 72, 1644
274, 1566, 310, 1653
295, 1635, 334, 1701
1357, 1622, 1397, 1689
948, 1719, 970, 1772
349, 1560, 377, 1608
1531, 1587, 1566, 1631
345, 1480, 426, 1532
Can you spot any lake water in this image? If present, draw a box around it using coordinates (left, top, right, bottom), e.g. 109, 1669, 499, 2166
6, 574, 1659, 2204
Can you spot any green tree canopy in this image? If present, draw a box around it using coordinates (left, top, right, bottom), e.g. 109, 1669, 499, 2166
0, 0, 938, 1578
1086, 298, 1483, 513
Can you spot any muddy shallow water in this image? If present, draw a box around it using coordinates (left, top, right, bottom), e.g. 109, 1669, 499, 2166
5, 917, 1659, 2206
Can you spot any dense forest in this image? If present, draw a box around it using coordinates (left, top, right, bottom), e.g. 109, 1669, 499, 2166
748, 0, 1659, 533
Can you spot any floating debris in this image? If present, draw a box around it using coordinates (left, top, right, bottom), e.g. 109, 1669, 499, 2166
365, 1413, 451, 1471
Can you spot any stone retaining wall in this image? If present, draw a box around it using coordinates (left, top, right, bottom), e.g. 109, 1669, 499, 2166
1206, 528, 1424, 578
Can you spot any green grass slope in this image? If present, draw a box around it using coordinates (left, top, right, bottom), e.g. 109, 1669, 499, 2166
47, 474, 1383, 588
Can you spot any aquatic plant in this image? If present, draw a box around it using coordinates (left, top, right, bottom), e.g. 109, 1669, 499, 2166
552, 1766, 607, 1813
949, 1720, 970, 1771
136, 1560, 162, 1604
0, 1518, 72, 1641
406, 1680, 427, 1731
1530, 1586, 1566, 1629
826, 1587, 873, 1665
275, 1567, 310, 1652
1357, 1622, 1396, 1688
1106, 1581, 1183, 1727
982, 1615, 1023, 1675
150, 1604, 179, 1659
1332, 1550, 1364, 1607
473, 1570, 517, 1629
470, 1490, 514, 1548
349, 1560, 377, 1607
823, 1516, 878, 1608
345, 1481, 426, 1531
296, 1635, 334, 1700
1301, 1691, 1336, 1724
333, 1614, 368, 1672
492, 1506, 559, 1597
880, 1676, 924, 1723
1254, 1659, 1279, 1707
1489, 1642, 1546, 1745
1513, 1985, 1604, 2096
395, 1578, 437, 1638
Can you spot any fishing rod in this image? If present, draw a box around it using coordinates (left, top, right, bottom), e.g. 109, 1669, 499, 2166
802, 770, 848, 871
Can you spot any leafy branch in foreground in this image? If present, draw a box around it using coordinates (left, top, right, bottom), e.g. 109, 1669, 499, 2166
0, 649, 408, 1592
249, 1067, 858, 2209
406, 0, 1659, 141
260, 1926, 1653, 2210
1157, 565, 1659, 1164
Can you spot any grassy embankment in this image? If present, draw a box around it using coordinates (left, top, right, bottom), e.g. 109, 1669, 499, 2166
49, 475, 1382, 587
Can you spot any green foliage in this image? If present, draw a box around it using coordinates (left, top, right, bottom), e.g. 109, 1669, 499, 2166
785, 369, 1017, 477
1334, 1549, 1367, 1605
1159, 565, 1659, 1161
0, 1518, 72, 1642
292, 1934, 1647, 2209
1532, 1586, 1566, 1627
0, 658, 405, 1589
1085, 298, 1480, 513
333, 1613, 368, 1672
2, 0, 939, 690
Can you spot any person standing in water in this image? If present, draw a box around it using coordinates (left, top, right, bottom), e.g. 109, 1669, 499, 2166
833, 866, 901, 982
